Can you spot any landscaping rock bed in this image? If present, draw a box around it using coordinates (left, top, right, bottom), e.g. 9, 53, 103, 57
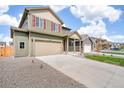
0, 57, 86, 88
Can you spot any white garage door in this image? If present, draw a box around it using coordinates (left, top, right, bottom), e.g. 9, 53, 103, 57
35, 40, 63, 56
83, 44, 92, 53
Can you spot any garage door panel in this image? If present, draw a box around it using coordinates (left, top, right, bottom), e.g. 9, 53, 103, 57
35, 41, 63, 56
84, 44, 91, 53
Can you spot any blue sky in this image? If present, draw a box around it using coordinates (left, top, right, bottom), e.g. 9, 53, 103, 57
0, 5, 124, 43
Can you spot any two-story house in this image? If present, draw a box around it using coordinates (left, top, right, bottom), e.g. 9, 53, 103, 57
11, 7, 82, 57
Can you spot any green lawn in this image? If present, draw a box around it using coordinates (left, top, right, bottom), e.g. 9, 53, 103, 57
84, 53, 124, 67
109, 51, 124, 55
102, 49, 124, 55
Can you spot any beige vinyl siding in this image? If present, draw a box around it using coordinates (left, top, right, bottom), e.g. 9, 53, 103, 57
29, 15, 61, 33
29, 10, 61, 24
46, 20, 51, 32
14, 32, 29, 57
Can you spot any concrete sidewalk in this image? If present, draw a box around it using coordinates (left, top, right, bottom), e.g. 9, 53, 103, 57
36, 54, 124, 88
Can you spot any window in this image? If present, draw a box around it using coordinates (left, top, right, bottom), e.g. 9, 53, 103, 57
69, 40, 74, 46
52, 23, 61, 32
39, 18, 43, 28
20, 42, 25, 49
55, 24, 58, 32
36, 17, 39, 27
52, 23, 58, 32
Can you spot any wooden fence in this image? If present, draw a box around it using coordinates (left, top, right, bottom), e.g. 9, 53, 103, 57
0, 47, 14, 57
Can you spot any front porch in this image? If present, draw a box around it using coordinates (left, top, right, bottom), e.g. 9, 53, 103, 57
64, 32, 82, 54
68, 38, 82, 52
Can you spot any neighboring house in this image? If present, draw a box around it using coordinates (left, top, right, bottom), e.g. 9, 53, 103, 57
90, 37, 111, 51
120, 43, 124, 49
0, 42, 6, 48
81, 34, 93, 53
11, 7, 82, 57
95, 39, 110, 50
90, 37, 97, 51
110, 42, 122, 49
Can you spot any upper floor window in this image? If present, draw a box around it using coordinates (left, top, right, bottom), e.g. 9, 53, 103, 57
32, 15, 45, 29
39, 18, 44, 29
51, 22, 61, 32
36, 17, 39, 27
32, 15, 62, 32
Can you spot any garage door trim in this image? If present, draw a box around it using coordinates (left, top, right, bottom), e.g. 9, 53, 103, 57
33, 38, 63, 56
34, 38, 62, 43
83, 44, 92, 53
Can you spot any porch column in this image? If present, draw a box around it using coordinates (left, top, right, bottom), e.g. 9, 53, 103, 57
66, 37, 69, 53
74, 39, 76, 52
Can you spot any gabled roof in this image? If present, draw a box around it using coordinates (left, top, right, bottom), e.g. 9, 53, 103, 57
80, 34, 89, 41
68, 31, 82, 39
81, 34, 94, 44
90, 37, 97, 44
19, 7, 64, 28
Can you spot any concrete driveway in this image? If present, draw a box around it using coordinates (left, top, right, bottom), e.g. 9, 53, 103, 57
36, 54, 124, 88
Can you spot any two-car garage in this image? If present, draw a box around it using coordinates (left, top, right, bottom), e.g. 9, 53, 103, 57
34, 40, 63, 56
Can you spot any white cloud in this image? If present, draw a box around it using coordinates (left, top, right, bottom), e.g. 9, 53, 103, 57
0, 5, 21, 43
70, 5, 122, 23
78, 20, 107, 38
108, 35, 124, 43
18, 13, 23, 25
49, 5, 69, 12
0, 5, 9, 15
0, 14, 19, 26
0, 33, 12, 45
70, 5, 122, 42
0, 5, 20, 27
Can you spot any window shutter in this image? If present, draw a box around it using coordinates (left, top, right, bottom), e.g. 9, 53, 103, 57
44, 19, 46, 30
32, 15, 36, 27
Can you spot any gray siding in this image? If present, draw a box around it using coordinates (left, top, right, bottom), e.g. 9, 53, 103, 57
83, 38, 92, 45
14, 32, 29, 57
83, 38, 94, 51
